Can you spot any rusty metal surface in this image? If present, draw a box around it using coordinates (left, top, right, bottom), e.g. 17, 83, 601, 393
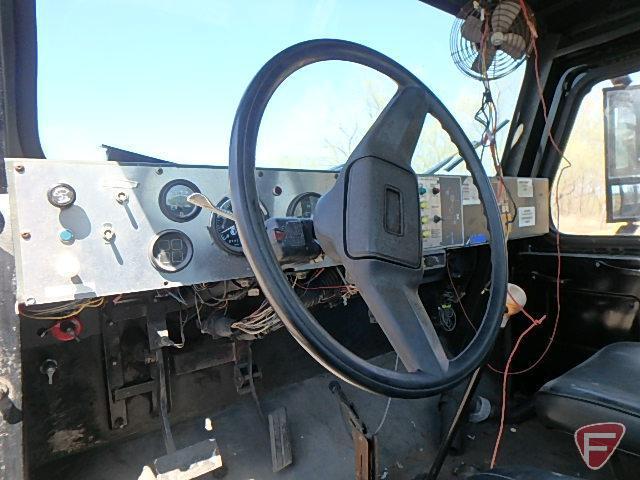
0, 193, 24, 479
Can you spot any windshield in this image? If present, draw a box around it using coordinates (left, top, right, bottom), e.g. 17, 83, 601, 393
36, 0, 523, 173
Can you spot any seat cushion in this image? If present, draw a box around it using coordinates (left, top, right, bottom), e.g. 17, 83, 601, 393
469, 466, 580, 479
536, 342, 640, 453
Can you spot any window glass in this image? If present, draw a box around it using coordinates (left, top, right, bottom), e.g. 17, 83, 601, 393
36, 0, 524, 173
553, 72, 640, 236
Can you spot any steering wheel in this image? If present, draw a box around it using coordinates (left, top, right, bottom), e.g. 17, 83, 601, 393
229, 39, 507, 398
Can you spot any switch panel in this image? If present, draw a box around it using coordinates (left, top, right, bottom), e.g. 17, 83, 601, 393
418, 176, 464, 251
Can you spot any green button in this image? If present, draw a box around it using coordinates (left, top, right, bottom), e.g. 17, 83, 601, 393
419, 187, 427, 195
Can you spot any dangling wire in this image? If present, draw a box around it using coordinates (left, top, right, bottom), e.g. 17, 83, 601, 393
474, 80, 518, 230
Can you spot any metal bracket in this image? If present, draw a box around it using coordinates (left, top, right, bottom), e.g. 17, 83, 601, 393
101, 300, 171, 430
101, 304, 128, 429
329, 381, 378, 480
147, 301, 175, 350
233, 341, 261, 395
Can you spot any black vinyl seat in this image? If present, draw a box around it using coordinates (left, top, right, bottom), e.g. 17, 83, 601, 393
469, 466, 580, 479
536, 342, 640, 454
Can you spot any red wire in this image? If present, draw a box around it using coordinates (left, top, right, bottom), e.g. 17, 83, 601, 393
490, 0, 571, 468
295, 284, 352, 291
490, 313, 544, 468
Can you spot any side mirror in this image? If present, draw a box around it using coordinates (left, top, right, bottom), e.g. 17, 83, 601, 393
604, 84, 640, 223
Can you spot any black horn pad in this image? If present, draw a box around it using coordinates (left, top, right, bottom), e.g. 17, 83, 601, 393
345, 156, 421, 269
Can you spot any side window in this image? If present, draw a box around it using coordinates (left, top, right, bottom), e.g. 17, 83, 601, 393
554, 72, 640, 236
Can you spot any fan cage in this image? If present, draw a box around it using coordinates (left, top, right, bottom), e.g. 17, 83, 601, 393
450, 0, 534, 81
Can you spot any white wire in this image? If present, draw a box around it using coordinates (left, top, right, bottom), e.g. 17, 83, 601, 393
373, 354, 400, 436
166, 289, 188, 305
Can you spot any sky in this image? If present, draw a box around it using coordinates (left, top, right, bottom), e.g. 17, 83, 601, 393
35, 0, 524, 172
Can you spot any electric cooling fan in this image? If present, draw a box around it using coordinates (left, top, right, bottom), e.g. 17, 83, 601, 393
450, 0, 535, 81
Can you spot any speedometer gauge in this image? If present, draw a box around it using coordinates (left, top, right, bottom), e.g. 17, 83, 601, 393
159, 179, 201, 222
209, 196, 268, 255
287, 192, 321, 218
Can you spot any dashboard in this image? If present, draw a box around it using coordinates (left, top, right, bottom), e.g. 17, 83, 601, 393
6, 159, 549, 305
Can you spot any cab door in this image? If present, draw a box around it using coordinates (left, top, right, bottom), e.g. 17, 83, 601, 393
507, 68, 640, 389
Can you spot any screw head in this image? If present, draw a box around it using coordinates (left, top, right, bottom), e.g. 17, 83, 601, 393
14, 165, 25, 173
101, 225, 115, 242
115, 192, 129, 204
21, 232, 31, 240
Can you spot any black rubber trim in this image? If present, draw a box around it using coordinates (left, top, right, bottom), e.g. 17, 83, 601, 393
538, 391, 640, 420
229, 39, 507, 398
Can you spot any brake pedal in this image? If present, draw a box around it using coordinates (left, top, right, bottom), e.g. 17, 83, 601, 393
147, 349, 224, 479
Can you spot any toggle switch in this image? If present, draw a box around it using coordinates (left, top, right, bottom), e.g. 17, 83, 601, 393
40, 359, 58, 385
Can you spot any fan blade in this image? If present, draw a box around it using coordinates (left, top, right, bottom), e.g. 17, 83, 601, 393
500, 33, 527, 59
491, 0, 521, 33
472, 45, 497, 75
461, 15, 483, 44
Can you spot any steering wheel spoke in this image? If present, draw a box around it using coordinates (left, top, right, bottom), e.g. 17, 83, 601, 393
349, 260, 449, 376
350, 85, 430, 169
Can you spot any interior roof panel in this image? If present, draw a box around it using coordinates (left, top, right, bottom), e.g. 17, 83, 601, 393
418, 0, 640, 39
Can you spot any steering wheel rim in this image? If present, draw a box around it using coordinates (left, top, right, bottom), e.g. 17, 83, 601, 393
229, 39, 507, 398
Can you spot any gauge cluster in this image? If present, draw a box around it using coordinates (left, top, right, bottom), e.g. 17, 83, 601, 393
6, 158, 550, 305
6, 160, 341, 304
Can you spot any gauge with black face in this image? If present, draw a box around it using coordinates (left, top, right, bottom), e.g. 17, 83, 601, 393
210, 196, 268, 255
287, 192, 321, 218
159, 179, 201, 222
149, 230, 193, 272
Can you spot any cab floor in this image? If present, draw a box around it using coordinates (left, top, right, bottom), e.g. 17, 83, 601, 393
33, 353, 609, 480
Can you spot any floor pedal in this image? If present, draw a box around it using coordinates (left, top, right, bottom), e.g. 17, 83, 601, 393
269, 407, 293, 472
153, 438, 223, 480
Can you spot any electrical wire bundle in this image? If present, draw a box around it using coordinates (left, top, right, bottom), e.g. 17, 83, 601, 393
19, 297, 105, 320
230, 299, 284, 337
474, 77, 518, 231
229, 268, 358, 338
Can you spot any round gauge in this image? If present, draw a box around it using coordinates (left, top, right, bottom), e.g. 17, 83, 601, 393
158, 179, 201, 222
287, 192, 322, 218
210, 196, 268, 255
47, 183, 76, 209
149, 230, 193, 272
